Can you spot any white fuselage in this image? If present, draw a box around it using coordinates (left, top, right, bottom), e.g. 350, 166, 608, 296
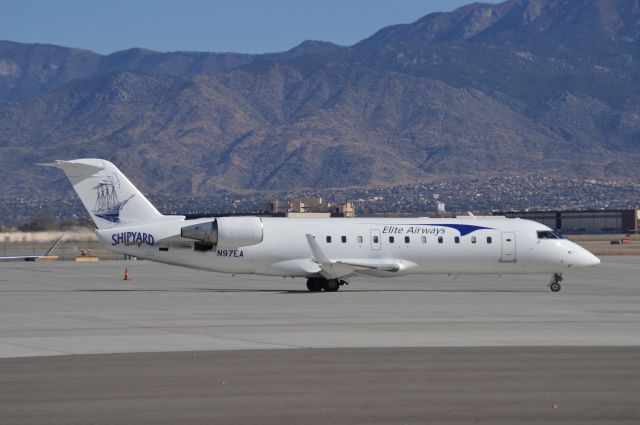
96, 216, 600, 279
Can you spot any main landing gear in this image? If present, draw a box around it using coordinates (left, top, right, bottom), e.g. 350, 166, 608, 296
306, 278, 347, 292
549, 273, 563, 292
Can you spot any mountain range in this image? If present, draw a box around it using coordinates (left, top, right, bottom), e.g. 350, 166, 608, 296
1, 0, 639, 200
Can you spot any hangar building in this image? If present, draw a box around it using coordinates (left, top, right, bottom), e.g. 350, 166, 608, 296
494, 209, 639, 234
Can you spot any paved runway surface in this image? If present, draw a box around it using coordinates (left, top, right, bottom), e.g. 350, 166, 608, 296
1, 257, 639, 424
2, 347, 639, 424
1, 257, 639, 357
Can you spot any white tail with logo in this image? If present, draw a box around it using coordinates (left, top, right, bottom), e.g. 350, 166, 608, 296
44, 159, 172, 229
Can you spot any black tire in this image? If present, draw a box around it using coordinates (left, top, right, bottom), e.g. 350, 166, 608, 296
306, 279, 323, 292
550, 282, 561, 292
324, 279, 340, 292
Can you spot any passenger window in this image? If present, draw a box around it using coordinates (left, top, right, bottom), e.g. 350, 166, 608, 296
326, 236, 332, 243
421, 236, 426, 243
487, 236, 492, 244
438, 236, 443, 244
404, 236, 410, 243
389, 236, 395, 243
357, 236, 363, 244
471, 236, 476, 244
341, 236, 347, 243
454, 236, 460, 244
373, 236, 379, 243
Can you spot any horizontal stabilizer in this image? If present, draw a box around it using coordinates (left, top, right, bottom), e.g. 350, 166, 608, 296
39, 160, 104, 176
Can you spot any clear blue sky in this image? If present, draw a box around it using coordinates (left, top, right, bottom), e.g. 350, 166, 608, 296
1, 0, 500, 55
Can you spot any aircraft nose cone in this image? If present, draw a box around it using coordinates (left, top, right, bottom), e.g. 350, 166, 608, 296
586, 252, 601, 266
566, 243, 600, 267
575, 249, 600, 267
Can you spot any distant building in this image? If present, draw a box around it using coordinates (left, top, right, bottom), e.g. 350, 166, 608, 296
284, 212, 332, 218
269, 198, 355, 217
360, 211, 458, 218
494, 209, 639, 234
336, 201, 355, 217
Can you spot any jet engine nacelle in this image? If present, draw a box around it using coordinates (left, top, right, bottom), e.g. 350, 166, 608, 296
181, 217, 263, 247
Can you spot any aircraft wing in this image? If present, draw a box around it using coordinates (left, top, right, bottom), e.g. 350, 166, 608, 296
305, 234, 403, 279
0, 235, 63, 261
0, 254, 56, 261
334, 259, 400, 272
0, 255, 43, 261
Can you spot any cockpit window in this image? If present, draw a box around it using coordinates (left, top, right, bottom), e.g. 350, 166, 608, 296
537, 230, 566, 239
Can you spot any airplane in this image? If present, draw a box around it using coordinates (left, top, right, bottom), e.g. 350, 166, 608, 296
0, 235, 64, 261
43, 159, 600, 292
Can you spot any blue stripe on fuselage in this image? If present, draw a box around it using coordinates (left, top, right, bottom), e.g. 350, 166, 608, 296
409, 224, 493, 236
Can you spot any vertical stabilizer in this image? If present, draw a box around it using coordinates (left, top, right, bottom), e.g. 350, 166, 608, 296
43, 159, 172, 229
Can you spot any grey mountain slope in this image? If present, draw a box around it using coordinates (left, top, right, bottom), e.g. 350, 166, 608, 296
0, 39, 342, 101
1, 0, 640, 200
351, 0, 640, 118
2, 62, 634, 198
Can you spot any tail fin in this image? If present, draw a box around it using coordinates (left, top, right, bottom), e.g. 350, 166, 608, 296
43, 159, 169, 229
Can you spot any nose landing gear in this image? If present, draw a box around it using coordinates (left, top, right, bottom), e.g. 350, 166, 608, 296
549, 273, 563, 292
306, 278, 347, 292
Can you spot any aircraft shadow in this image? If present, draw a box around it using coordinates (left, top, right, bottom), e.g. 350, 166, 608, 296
190, 288, 546, 294
0, 288, 547, 294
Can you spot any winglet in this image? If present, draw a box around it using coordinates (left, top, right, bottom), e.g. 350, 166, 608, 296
305, 234, 330, 264
45, 234, 65, 256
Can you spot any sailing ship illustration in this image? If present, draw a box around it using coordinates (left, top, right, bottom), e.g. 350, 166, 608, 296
92, 176, 134, 223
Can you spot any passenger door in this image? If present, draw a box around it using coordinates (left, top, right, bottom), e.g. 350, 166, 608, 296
501, 232, 517, 262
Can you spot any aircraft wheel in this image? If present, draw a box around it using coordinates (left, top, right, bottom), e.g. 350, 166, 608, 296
550, 282, 561, 292
324, 279, 340, 292
306, 278, 323, 292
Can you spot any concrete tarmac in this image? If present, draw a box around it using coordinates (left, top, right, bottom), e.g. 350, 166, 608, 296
0, 257, 640, 357
2, 347, 640, 425
1, 257, 640, 424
